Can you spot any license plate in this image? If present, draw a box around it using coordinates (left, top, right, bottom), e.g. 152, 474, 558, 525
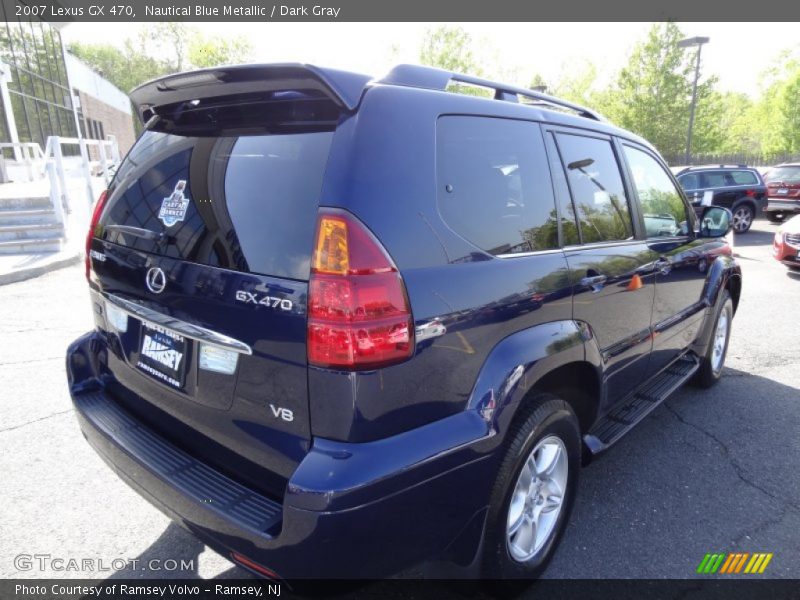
777, 188, 789, 195
136, 322, 188, 389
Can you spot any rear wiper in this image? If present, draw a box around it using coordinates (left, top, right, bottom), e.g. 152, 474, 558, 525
104, 224, 166, 243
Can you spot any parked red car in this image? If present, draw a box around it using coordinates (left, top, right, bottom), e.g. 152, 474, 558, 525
764, 163, 800, 223
773, 215, 800, 268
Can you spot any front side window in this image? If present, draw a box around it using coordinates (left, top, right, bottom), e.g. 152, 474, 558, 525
623, 145, 690, 238
555, 133, 633, 244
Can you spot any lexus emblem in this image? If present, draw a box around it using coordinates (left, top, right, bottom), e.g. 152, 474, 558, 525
145, 267, 166, 294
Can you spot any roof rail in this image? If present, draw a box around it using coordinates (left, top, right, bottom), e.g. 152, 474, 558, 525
378, 64, 605, 122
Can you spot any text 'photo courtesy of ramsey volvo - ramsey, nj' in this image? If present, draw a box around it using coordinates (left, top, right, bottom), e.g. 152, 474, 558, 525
67, 63, 741, 585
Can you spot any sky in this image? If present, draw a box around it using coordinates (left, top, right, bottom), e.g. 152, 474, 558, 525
61, 22, 800, 98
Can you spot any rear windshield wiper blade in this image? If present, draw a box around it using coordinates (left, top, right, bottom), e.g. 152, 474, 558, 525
104, 224, 166, 243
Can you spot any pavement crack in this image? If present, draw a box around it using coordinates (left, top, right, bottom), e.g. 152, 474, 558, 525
664, 401, 800, 513
731, 506, 792, 547
0, 409, 73, 433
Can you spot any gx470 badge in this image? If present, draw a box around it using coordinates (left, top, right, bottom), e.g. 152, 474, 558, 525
235, 290, 293, 311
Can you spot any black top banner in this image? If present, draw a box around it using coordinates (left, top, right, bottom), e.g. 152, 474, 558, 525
1, 0, 798, 22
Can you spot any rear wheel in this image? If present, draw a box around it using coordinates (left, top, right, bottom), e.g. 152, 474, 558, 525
766, 212, 786, 223
731, 203, 754, 233
694, 291, 733, 389
482, 394, 580, 583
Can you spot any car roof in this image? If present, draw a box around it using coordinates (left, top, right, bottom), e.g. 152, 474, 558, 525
130, 62, 656, 152
679, 165, 756, 172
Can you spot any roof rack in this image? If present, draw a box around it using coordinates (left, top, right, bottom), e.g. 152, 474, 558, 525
378, 64, 605, 122
682, 164, 751, 171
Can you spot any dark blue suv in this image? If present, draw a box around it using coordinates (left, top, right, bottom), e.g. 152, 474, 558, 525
67, 64, 741, 582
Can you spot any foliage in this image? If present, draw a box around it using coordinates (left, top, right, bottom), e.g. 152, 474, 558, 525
419, 25, 482, 75
594, 23, 718, 157
68, 24, 253, 93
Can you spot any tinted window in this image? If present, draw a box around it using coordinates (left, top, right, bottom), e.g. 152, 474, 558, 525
555, 133, 633, 243
730, 170, 759, 185
624, 145, 689, 238
700, 171, 727, 188
677, 172, 700, 191
100, 130, 333, 279
544, 133, 580, 246
437, 116, 559, 255
765, 166, 800, 183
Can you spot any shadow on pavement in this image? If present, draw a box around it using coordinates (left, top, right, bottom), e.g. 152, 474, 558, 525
733, 224, 775, 248
96, 366, 799, 587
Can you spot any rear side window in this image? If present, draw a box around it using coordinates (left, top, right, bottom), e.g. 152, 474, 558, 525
730, 170, 759, 185
100, 130, 333, 280
554, 133, 633, 244
437, 116, 559, 256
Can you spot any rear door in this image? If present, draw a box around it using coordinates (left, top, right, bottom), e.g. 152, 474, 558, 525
545, 128, 655, 409
89, 103, 337, 496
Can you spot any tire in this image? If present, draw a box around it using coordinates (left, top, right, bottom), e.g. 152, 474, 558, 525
731, 203, 754, 233
693, 291, 733, 389
482, 394, 580, 583
765, 212, 786, 223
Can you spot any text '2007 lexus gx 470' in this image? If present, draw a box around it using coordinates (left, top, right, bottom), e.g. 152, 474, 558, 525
67, 63, 741, 583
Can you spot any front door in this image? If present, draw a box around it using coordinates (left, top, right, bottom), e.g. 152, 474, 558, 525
620, 143, 709, 377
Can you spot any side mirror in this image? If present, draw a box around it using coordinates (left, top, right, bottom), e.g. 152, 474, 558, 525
697, 206, 733, 238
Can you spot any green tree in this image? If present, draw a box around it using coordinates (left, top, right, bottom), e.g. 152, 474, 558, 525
69, 25, 253, 93
68, 40, 164, 94
419, 25, 481, 75
597, 23, 719, 158
755, 53, 800, 157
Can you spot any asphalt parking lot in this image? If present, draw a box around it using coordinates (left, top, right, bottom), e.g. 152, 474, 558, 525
1, 218, 798, 589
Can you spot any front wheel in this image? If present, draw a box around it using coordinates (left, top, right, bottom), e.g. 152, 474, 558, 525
694, 291, 733, 388
731, 203, 754, 233
482, 394, 580, 582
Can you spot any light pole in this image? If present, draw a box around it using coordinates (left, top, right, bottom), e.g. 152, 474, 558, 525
678, 36, 710, 166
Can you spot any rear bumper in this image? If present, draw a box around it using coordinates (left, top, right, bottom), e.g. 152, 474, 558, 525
765, 199, 800, 213
67, 331, 494, 579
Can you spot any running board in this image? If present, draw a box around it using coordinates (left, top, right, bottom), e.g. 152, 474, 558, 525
584, 354, 700, 454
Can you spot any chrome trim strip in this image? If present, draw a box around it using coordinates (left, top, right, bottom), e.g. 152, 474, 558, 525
104, 294, 253, 356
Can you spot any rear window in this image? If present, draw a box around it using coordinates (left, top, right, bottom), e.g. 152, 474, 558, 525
766, 166, 800, 183
99, 129, 333, 280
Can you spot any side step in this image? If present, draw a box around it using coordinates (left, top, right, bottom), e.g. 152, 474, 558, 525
584, 354, 700, 454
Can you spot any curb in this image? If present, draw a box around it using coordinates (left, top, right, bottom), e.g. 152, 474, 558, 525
0, 252, 81, 286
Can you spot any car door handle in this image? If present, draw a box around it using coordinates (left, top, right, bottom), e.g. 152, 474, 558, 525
580, 274, 607, 291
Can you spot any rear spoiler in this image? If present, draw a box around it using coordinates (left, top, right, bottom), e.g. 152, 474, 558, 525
129, 63, 372, 124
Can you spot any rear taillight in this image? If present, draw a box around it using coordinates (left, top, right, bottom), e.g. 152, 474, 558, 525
307, 208, 413, 370
746, 189, 756, 197
85, 189, 109, 280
